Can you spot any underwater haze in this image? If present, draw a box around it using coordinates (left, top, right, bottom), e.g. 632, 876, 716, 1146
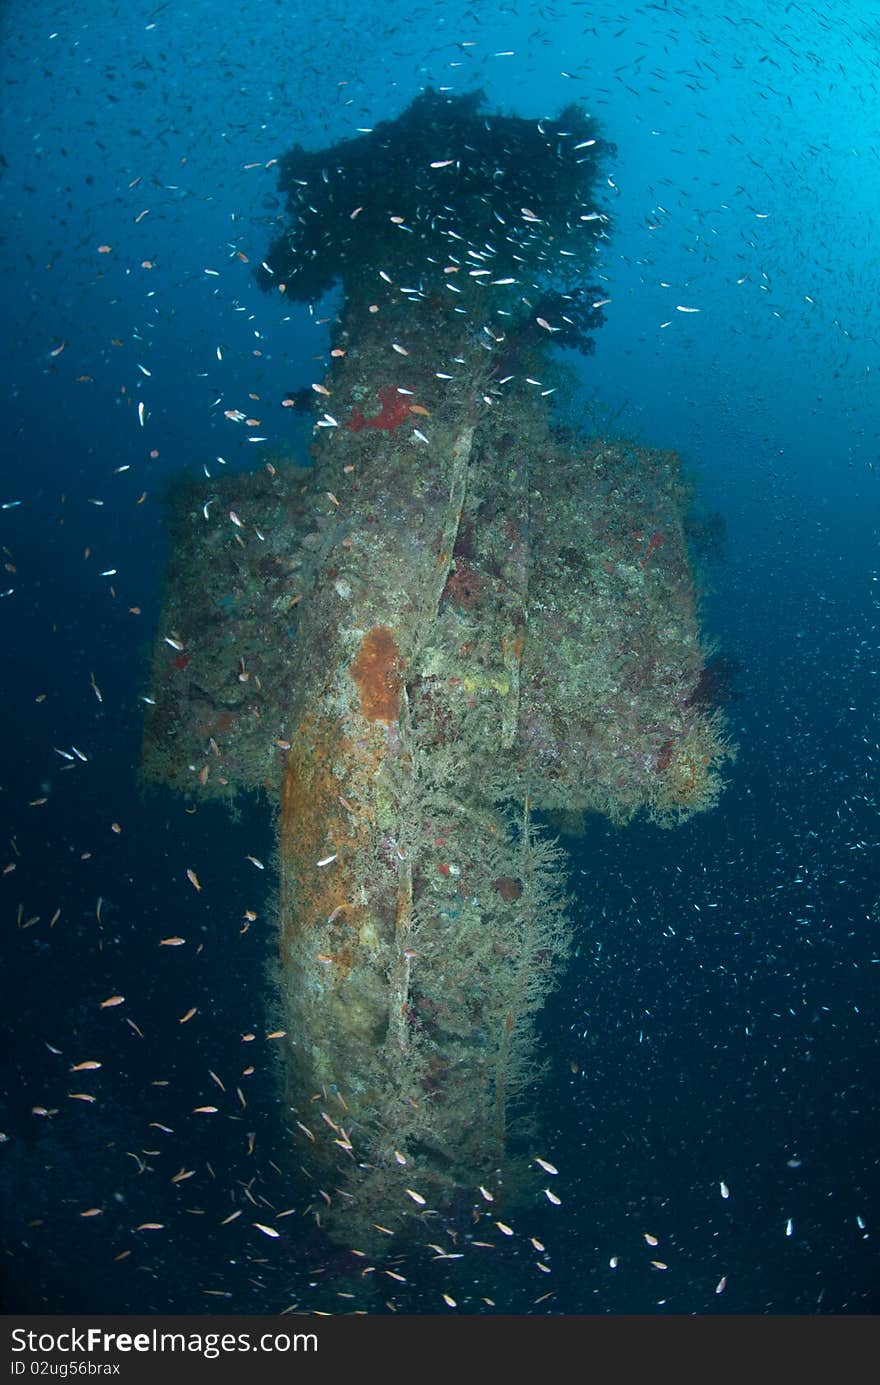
1, 0, 879, 1315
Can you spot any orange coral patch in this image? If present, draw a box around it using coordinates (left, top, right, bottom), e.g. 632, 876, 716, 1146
349, 625, 403, 722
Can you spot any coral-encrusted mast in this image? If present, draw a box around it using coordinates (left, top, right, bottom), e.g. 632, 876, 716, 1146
142, 91, 733, 1247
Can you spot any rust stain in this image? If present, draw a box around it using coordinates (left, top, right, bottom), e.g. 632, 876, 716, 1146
349, 625, 402, 722
502, 633, 524, 662
278, 707, 392, 977
279, 713, 351, 933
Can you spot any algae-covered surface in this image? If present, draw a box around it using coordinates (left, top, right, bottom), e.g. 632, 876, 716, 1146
141, 90, 733, 1246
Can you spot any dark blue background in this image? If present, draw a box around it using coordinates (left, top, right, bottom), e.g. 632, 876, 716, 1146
1, 0, 878, 1314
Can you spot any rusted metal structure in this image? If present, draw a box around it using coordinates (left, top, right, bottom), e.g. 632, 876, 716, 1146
141, 91, 733, 1246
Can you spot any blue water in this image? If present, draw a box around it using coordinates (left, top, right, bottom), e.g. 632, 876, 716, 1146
1, 0, 878, 1314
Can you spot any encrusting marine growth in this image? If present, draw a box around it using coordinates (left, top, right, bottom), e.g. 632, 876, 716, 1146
141, 90, 735, 1248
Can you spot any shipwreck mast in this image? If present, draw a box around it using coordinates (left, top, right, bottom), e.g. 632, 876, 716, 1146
142, 91, 733, 1246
